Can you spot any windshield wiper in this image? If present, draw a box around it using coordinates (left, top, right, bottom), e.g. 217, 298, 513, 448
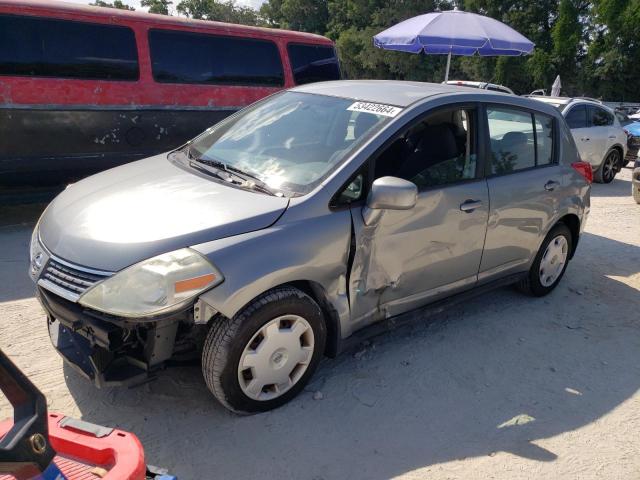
187, 155, 281, 197
194, 157, 282, 197
188, 160, 235, 183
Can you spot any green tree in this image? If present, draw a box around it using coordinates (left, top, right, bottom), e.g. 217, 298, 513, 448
176, 0, 259, 25
260, 0, 328, 34
141, 0, 172, 15
89, 0, 135, 10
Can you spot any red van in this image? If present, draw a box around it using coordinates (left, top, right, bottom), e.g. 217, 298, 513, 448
0, 0, 340, 186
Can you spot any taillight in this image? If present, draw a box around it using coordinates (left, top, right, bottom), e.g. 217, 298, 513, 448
572, 161, 593, 184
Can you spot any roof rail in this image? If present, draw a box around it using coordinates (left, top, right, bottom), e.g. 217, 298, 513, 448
571, 96, 603, 104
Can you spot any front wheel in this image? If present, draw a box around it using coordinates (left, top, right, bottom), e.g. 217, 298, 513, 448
517, 223, 572, 297
594, 149, 621, 183
202, 287, 326, 414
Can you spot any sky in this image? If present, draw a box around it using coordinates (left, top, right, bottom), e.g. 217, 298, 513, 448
63, 0, 266, 12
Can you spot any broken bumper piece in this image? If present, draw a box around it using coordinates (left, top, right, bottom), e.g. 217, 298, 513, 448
38, 287, 178, 388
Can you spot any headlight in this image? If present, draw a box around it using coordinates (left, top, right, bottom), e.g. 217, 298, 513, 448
29, 222, 47, 281
79, 248, 222, 318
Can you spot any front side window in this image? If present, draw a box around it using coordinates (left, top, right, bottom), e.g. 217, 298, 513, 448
185, 92, 390, 196
590, 106, 614, 127
149, 29, 284, 86
0, 14, 138, 80
374, 107, 478, 189
565, 105, 588, 129
287, 43, 340, 85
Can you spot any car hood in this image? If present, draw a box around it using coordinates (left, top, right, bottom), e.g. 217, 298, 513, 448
625, 121, 640, 136
39, 154, 289, 272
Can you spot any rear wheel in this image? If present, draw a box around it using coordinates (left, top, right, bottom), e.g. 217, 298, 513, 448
202, 287, 326, 414
594, 149, 621, 183
517, 223, 572, 297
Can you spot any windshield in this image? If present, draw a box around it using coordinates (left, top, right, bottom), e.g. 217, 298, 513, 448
187, 91, 393, 196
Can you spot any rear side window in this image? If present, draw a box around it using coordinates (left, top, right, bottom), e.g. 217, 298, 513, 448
149, 29, 284, 86
0, 14, 138, 80
486, 107, 556, 174
565, 105, 588, 129
535, 113, 554, 166
287, 43, 340, 85
590, 106, 614, 126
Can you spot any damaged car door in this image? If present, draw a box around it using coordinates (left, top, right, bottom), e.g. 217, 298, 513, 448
347, 105, 490, 327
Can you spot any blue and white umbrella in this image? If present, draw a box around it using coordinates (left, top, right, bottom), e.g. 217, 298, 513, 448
374, 8, 535, 82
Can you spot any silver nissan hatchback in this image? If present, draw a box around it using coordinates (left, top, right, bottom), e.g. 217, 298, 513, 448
30, 81, 591, 414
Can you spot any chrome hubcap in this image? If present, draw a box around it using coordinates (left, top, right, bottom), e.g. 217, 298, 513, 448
539, 235, 569, 287
238, 315, 314, 401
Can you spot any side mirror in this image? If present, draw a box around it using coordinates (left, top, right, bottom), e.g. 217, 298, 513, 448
362, 176, 417, 225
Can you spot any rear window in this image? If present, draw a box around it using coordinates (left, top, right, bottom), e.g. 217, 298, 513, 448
590, 106, 614, 127
287, 43, 340, 85
0, 14, 138, 81
149, 29, 284, 86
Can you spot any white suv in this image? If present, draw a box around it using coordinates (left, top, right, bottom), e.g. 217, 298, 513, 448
531, 97, 627, 183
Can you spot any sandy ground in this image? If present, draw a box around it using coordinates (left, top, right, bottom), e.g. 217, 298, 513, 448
1, 168, 639, 480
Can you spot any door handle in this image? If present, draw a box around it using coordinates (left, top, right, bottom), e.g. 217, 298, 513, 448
544, 180, 560, 191
581, 137, 590, 142
460, 199, 483, 212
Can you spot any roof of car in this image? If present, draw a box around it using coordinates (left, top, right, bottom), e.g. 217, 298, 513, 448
528, 96, 573, 106
292, 80, 503, 108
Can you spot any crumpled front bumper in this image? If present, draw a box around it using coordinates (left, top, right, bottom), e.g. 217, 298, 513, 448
38, 287, 170, 388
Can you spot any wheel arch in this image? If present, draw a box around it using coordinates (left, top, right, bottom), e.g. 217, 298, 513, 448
557, 213, 581, 259
205, 280, 343, 359
284, 280, 341, 358
610, 144, 625, 163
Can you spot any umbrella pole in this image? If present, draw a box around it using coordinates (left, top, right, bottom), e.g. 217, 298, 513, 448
444, 51, 452, 82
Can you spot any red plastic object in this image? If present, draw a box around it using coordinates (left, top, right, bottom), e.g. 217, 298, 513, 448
0, 413, 146, 480
571, 161, 593, 184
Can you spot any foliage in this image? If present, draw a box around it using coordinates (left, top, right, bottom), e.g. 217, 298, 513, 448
258, 0, 640, 100
91, 0, 640, 100
141, 0, 173, 15
89, 0, 135, 10
176, 0, 259, 25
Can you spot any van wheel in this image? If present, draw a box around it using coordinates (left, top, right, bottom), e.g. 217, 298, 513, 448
517, 223, 572, 297
202, 287, 326, 414
594, 149, 620, 183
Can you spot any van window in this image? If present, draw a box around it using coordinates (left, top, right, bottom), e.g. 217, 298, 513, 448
565, 105, 588, 129
149, 29, 284, 86
0, 14, 138, 80
287, 44, 340, 85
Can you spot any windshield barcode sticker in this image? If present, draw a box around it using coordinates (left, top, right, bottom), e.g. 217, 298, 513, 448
347, 102, 403, 118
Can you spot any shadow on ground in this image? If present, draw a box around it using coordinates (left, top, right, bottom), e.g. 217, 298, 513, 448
63, 232, 640, 480
590, 172, 634, 198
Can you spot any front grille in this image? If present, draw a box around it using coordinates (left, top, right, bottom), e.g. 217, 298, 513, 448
39, 258, 111, 302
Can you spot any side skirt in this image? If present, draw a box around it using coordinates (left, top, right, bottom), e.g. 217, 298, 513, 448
337, 272, 526, 355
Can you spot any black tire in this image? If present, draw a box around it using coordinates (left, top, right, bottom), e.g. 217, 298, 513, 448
594, 149, 621, 183
202, 287, 326, 414
517, 223, 573, 297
